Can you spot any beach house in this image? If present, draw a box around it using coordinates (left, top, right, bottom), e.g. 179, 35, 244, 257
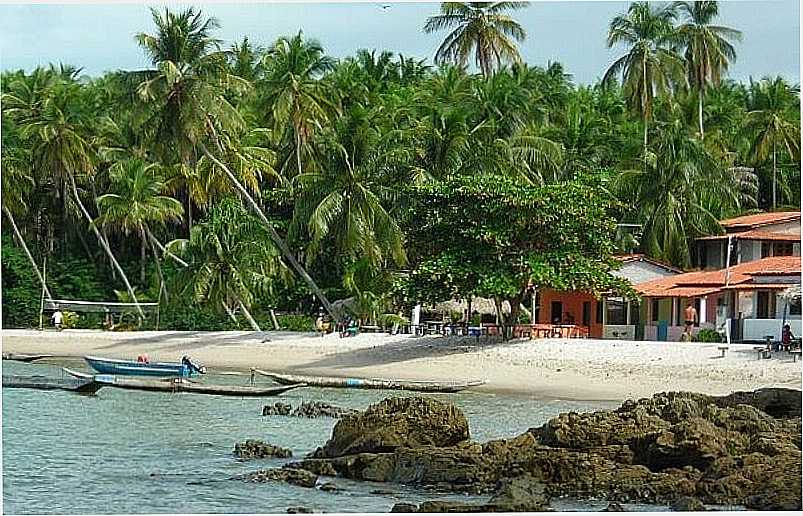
635, 211, 802, 342
535, 254, 680, 339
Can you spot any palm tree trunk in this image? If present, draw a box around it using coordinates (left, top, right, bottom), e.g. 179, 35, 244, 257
222, 301, 238, 324
145, 228, 189, 267
145, 225, 168, 302
199, 143, 342, 323
67, 172, 144, 318
698, 89, 704, 138
295, 125, 303, 177
237, 298, 261, 332
772, 141, 777, 209
140, 227, 147, 284
3, 207, 53, 301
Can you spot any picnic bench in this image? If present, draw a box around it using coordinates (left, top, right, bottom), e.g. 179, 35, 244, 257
753, 346, 771, 359
790, 350, 801, 363
717, 345, 729, 358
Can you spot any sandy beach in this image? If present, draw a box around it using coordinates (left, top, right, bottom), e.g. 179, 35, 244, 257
3, 329, 800, 401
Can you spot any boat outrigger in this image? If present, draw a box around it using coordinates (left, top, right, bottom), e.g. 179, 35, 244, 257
84, 355, 205, 378
64, 368, 305, 397
253, 369, 485, 393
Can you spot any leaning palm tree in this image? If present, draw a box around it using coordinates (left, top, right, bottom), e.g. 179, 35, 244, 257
97, 158, 184, 284
423, 2, 530, 77
259, 32, 336, 178
743, 76, 801, 209
169, 198, 288, 331
604, 2, 685, 150
672, 1, 741, 138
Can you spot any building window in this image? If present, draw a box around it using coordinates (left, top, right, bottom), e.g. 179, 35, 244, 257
606, 297, 627, 325
582, 302, 592, 326
756, 291, 771, 319
761, 242, 772, 258
791, 298, 801, 316
596, 301, 603, 324
551, 301, 563, 324
774, 242, 794, 256
651, 299, 660, 322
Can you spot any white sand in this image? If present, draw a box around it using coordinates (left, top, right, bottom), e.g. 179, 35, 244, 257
3, 329, 800, 402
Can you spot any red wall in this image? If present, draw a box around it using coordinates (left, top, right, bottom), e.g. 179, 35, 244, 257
537, 289, 603, 338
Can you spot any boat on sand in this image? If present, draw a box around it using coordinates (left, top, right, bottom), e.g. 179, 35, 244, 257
253, 369, 485, 393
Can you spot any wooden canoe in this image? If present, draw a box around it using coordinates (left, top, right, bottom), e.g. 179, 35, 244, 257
253, 369, 485, 393
2, 353, 55, 363
63, 368, 304, 397
2, 375, 102, 394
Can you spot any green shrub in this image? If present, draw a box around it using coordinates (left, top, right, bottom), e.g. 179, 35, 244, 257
694, 328, 723, 343
276, 314, 315, 332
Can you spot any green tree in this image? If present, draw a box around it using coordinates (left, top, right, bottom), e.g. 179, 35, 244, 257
604, 2, 685, 150
404, 173, 632, 337
169, 198, 288, 331
743, 76, 801, 209
97, 158, 184, 285
259, 31, 336, 177
672, 0, 741, 138
423, 2, 530, 77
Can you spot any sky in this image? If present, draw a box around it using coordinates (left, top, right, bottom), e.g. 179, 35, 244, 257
0, 0, 799, 85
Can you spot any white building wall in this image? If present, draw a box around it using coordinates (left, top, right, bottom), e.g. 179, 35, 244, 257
738, 291, 755, 318
614, 261, 677, 284
757, 220, 801, 235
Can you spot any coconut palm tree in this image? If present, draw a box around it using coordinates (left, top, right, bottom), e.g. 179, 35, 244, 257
259, 31, 336, 178
97, 158, 184, 284
169, 198, 288, 331
604, 2, 685, 150
423, 2, 530, 77
743, 76, 801, 209
672, 1, 741, 138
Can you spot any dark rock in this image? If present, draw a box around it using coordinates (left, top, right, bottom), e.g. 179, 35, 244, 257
293, 401, 359, 419
287, 507, 313, 513
237, 467, 318, 488
416, 500, 488, 513
263, 402, 293, 416
318, 482, 340, 492
603, 502, 626, 511
314, 397, 470, 458
390, 503, 419, 513
234, 439, 292, 459
671, 496, 706, 511
485, 475, 551, 511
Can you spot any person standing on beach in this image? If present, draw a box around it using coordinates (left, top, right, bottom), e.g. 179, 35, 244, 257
51, 310, 63, 331
684, 301, 698, 336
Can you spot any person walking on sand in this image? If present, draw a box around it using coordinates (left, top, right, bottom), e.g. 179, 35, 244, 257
51, 310, 64, 331
683, 301, 698, 339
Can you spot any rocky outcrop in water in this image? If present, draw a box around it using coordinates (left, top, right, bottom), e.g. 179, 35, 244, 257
262, 401, 359, 419
312, 397, 470, 458
236, 466, 317, 488
234, 439, 292, 459
284, 390, 801, 511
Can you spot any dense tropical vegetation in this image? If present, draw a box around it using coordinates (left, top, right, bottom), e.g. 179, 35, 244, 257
2, 3, 800, 331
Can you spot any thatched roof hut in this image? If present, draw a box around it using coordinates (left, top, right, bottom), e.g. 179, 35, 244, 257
431, 297, 511, 315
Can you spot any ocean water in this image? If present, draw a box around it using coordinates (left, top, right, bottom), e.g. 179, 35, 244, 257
2, 360, 670, 514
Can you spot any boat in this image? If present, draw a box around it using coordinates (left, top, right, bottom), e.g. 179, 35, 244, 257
2, 375, 102, 395
253, 369, 485, 393
2, 353, 55, 363
64, 368, 305, 397
84, 356, 204, 378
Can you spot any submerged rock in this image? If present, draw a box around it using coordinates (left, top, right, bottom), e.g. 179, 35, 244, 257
263, 402, 293, 416
603, 502, 626, 511
283, 390, 801, 511
287, 507, 314, 513
389, 502, 419, 512
671, 496, 706, 511
234, 439, 292, 459
237, 467, 317, 488
262, 401, 360, 418
313, 397, 470, 458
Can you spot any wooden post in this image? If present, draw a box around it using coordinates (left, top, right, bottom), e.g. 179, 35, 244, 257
39, 255, 47, 331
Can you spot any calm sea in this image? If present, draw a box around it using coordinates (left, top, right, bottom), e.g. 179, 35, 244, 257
3, 360, 674, 514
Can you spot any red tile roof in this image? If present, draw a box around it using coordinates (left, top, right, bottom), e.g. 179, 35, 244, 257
696, 230, 801, 242
720, 211, 800, 230
635, 256, 801, 297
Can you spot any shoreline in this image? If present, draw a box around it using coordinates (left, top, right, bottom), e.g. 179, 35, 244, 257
3, 329, 801, 402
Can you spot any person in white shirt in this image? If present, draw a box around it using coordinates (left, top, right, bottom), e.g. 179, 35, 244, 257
51, 310, 64, 331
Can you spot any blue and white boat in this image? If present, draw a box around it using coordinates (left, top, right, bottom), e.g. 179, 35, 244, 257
84, 356, 205, 378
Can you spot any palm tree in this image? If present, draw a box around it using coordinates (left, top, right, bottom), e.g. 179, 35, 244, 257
616, 115, 755, 267
672, 1, 741, 138
97, 158, 184, 284
3, 73, 145, 317
135, 6, 246, 229
169, 198, 287, 331
423, 2, 530, 77
743, 76, 801, 209
604, 2, 685, 150
259, 31, 336, 177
